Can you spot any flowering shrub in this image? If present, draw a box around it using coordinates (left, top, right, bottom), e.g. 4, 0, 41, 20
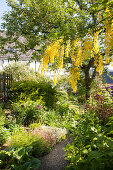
88, 76, 113, 123
8, 129, 50, 157
32, 126, 56, 148
53, 127, 67, 142
12, 101, 45, 126
31, 125, 68, 148
37, 104, 43, 109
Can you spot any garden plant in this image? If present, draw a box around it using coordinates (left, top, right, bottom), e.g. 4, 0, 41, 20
0, 0, 113, 169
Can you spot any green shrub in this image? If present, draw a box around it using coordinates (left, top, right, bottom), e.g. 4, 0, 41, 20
12, 101, 45, 126
8, 80, 57, 109
64, 111, 113, 170
104, 114, 113, 137
55, 90, 69, 116
29, 122, 41, 130
8, 130, 50, 157
88, 76, 113, 123
12, 101, 63, 127
12, 100, 76, 129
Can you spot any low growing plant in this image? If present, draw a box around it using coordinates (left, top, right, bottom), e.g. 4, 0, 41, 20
0, 107, 11, 145
0, 146, 41, 170
0, 126, 11, 145
8, 129, 50, 157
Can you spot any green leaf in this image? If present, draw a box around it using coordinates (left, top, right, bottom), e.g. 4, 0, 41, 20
82, 149, 88, 154
88, 151, 101, 161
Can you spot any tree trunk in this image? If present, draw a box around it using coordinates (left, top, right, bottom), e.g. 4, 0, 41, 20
81, 58, 96, 101
84, 68, 91, 100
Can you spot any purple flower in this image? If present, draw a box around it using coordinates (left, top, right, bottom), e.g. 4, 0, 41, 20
21, 104, 24, 108
109, 86, 113, 90
37, 104, 43, 109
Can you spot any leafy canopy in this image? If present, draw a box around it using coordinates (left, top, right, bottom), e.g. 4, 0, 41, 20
1, 0, 113, 94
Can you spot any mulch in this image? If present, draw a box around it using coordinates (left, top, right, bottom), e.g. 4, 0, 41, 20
38, 137, 72, 170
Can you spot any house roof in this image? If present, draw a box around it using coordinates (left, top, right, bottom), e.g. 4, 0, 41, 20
0, 31, 39, 61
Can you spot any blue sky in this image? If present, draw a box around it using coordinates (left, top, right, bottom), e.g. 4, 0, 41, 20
0, 0, 10, 26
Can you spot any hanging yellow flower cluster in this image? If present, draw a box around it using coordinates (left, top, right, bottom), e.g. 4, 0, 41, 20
69, 33, 104, 92
105, 20, 113, 64
84, 37, 93, 59
39, 22, 112, 92
104, 2, 113, 64
69, 67, 80, 93
94, 31, 100, 54
39, 39, 64, 84
96, 54, 103, 76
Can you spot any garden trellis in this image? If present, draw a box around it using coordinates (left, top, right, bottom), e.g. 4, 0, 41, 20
0, 72, 13, 102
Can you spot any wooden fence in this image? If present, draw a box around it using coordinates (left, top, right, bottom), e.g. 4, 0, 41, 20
0, 72, 13, 102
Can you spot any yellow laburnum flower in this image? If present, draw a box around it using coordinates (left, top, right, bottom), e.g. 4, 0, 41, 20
91, 50, 94, 58
94, 31, 99, 54
53, 73, 57, 85
58, 56, 63, 70
98, 55, 103, 76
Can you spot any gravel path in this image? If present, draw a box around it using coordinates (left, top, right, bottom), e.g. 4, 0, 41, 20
38, 137, 72, 170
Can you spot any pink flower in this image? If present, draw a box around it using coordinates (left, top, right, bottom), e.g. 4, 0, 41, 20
37, 105, 43, 109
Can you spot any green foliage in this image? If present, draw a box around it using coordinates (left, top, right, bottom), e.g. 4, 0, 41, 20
0, 107, 6, 127
8, 130, 50, 157
1, 0, 113, 101
1, 0, 66, 58
8, 79, 57, 109
3, 61, 35, 81
29, 122, 41, 130
55, 90, 69, 116
88, 76, 113, 123
64, 111, 113, 170
0, 107, 11, 145
104, 114, 113, 137
76, 75, 86, 104
0, 127, 11, 145
12, 101, 45, 126
0, 147, 41, 170
11, 101, 75, 129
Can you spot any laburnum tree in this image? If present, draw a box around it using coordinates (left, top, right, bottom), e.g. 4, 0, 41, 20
1, 0, 113, 100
